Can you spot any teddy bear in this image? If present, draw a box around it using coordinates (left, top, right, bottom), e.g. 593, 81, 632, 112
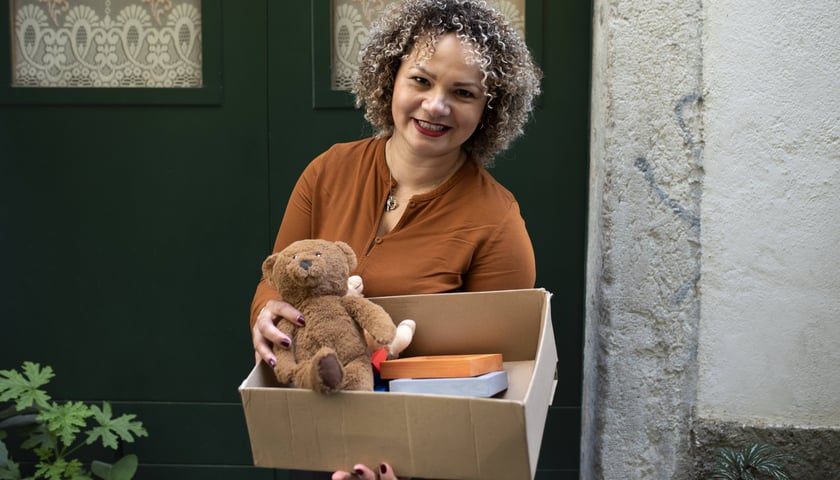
261, 239, 397, 394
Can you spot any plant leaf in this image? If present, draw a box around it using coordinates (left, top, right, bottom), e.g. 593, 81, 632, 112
108, 455, 137, 480
20, 424, 54, 453
91, 454, 139, 480
708, 443, 797, 480
86, 404, 147, 450
34, 457, 86, 480
38, 401, 92, 447
0, 363, 53, 411
90, 460, 111, 479
0, 457, 22, 480
0, 438, 7, 466
711, 446, 741, 477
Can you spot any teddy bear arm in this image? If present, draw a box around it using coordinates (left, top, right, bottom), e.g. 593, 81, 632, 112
340, 297, 396, 346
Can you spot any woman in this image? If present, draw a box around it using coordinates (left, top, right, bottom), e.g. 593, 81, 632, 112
250, 1, 542, 478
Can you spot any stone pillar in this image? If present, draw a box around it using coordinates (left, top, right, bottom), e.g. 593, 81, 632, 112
581, 0, 705, 478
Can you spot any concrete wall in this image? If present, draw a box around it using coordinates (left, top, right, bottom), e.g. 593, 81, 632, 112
582, 0, 840, 477
698, 0, 840, 428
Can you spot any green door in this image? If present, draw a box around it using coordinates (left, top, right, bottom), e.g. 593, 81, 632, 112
0, 1, 589, 479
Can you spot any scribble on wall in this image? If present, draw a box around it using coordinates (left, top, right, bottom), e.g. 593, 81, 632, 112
635, 93, 704, 306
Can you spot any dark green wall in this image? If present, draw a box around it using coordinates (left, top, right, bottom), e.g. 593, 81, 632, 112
1, 1, 268, 478
0, 1, 590, 478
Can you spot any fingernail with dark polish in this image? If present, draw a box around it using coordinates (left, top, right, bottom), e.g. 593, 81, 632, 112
297, 315, 306, 326
268, 358, 276, 368
380, 464, 387, 474
280, 339, 291, 348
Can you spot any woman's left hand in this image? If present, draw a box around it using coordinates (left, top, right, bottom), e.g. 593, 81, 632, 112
332, 462, 399, 480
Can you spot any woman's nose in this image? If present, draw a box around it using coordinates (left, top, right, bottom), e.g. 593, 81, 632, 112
423, 91, 451, 116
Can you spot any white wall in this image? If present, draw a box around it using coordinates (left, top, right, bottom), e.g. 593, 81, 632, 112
698, 0, 840, 426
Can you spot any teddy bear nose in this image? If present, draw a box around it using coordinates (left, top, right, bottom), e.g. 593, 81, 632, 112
299, 259, 312, 270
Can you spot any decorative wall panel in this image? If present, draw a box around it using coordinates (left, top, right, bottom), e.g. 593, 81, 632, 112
12, 0, 202, 88
330, 0, 526, 91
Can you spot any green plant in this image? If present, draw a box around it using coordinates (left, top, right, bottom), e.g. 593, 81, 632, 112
709, 442, 798, 480
0, 362, 148, 480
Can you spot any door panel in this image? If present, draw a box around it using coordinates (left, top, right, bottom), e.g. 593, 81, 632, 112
0, 0, 589, 478
1, 1, 269, 478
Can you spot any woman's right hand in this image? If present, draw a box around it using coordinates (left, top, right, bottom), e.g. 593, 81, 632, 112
252, 299, 305, 367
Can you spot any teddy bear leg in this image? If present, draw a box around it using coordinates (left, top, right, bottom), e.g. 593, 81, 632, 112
271, 345, 297, 385
342, 356, 375, 391
294, 347, 345, 395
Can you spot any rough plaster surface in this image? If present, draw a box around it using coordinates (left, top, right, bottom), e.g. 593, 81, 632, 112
698, 0, 840, 427
584, 0, 840, 478
582, 0, 704, 478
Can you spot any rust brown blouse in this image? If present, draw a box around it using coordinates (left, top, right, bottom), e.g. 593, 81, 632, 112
250, 137, 535, 327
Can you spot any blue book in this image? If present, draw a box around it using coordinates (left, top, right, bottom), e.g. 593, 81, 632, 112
387, 370, 509, 397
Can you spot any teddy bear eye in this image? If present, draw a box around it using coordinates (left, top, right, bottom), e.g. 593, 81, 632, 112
315, 252, 322, 257
291, 254, 297, 259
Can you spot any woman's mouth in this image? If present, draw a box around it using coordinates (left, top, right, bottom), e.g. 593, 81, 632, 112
414, 119, 450, 137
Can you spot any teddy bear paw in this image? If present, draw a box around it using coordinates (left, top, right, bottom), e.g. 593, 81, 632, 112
317, 352, 344, 393
387, 319, 416, 358
347, 275, 364, 297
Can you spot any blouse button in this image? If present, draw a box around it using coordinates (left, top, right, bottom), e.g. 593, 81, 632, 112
375, 237, 383, 244
409, 200, 416, 207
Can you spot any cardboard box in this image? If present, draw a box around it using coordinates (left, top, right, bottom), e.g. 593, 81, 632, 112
239, 288, 557, 480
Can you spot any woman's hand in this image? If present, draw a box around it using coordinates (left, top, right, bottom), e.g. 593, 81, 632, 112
252, 299, 305, 367
332, 463, 399, 480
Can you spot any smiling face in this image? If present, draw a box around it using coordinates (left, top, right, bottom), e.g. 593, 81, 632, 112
389, 33, 487, 162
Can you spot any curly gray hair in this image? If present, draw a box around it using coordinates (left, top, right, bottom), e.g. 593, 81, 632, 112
352, 0, 542, 167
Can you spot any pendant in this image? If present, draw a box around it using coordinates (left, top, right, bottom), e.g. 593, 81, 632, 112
385, 194, 398, 212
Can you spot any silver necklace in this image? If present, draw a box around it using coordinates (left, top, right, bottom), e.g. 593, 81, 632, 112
385, 172, 399, 212
384, 145, 464, 213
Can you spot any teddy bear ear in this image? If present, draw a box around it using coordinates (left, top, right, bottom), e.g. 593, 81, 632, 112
261, 254, 279, 286
334, 241, 357, 270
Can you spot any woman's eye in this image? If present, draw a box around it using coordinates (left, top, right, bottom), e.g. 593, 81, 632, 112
412, 76, 429, 85
456, 89, 475, 98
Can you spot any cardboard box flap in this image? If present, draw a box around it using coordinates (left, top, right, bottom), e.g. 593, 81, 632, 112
370, 289, 546, 361
523, 291, 557, 473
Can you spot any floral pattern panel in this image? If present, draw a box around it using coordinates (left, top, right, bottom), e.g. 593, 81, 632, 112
12, 0, 202, 87
331, 0, 526, 90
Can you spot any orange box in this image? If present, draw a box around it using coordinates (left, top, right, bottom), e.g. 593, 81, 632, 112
380, 353, 503, 379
